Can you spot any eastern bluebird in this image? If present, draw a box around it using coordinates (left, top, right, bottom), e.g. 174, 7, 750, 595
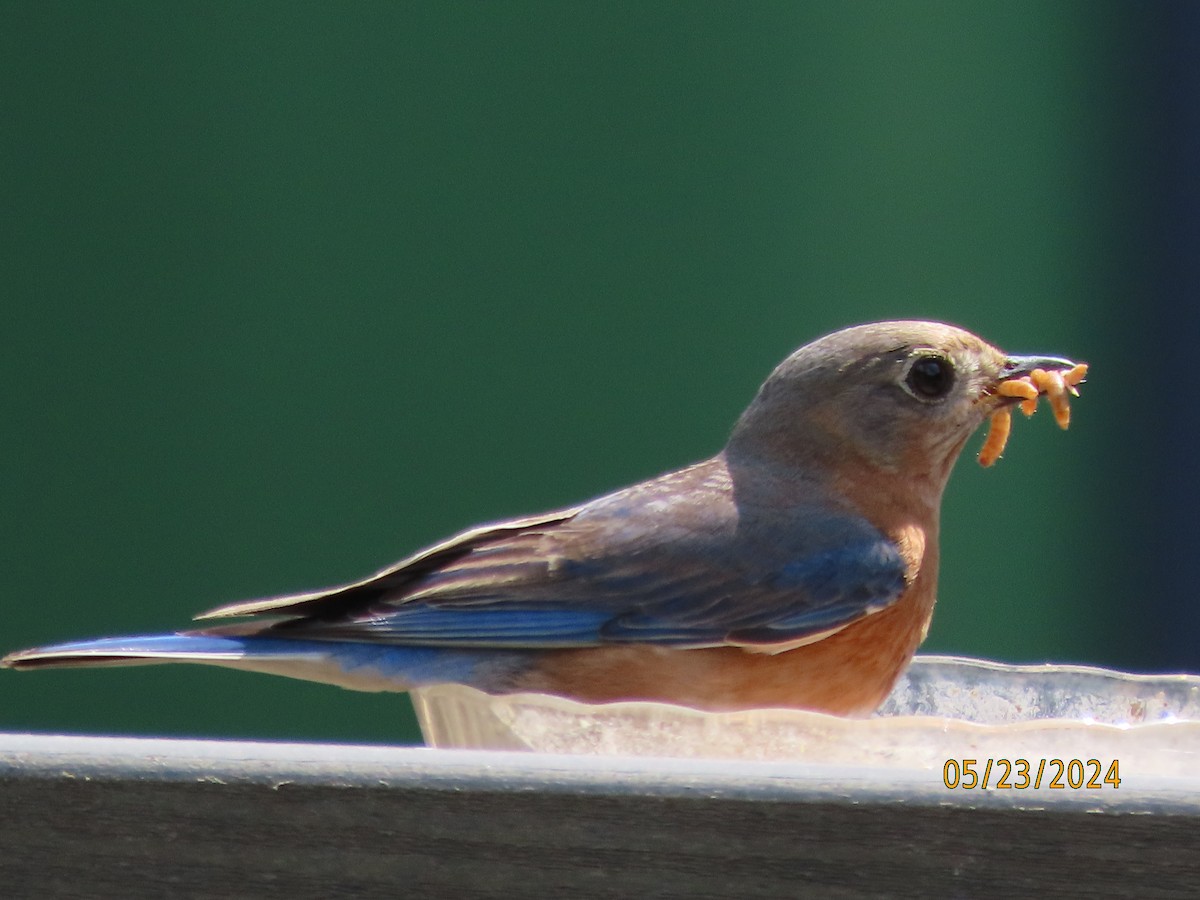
3, 321, 1084, 716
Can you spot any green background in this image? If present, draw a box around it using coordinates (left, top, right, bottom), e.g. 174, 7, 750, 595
1, 2, 1170, 744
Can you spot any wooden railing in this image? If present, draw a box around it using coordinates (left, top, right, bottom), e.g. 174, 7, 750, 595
2, 732, 1198, 898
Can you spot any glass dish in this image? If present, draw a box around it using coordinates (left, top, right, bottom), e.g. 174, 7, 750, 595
411, 655, 1200, 774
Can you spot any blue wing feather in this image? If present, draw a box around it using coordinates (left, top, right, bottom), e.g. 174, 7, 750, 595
203, 458, 909, 651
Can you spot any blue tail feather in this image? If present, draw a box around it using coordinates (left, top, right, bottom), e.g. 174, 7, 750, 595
1, 634, 533, 694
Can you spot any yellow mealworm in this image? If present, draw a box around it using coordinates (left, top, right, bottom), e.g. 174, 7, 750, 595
995, 376, 1038, 416
1062, 363, 1088, 395
1037, 369, 1071, 428
1026, 369, 1067, 428
996, 379, 1039, 400
997, 376, 1040, 416
981, 362, 1087, 466
977, 406, 1012, 467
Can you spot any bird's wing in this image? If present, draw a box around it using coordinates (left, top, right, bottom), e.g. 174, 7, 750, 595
197, 505, 585, 619
199, 462, 908, 651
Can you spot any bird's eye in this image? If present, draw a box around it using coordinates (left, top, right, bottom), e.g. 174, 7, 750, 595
904, 354, 955, 401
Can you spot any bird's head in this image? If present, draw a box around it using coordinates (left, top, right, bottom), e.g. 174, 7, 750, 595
726, 320, 1081, 500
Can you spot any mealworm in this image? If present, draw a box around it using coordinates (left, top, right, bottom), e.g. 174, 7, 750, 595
1062, 363, 1088, 391
996, 376, 1041, 416
978, 362, 1088, 466
996, 379, 1039, 400
978, 407, 1012, 467
1030, 368, 1071, 428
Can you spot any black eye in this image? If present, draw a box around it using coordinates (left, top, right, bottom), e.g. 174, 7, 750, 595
905, 355, 955, 400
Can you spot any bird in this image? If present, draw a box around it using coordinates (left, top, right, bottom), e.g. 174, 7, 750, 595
2, 321, 1085, 716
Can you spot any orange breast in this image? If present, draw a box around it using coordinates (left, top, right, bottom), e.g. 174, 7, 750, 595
513, 533, 937, 716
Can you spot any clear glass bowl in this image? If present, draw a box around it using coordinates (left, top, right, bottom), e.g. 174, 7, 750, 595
411, 655, 1200, 774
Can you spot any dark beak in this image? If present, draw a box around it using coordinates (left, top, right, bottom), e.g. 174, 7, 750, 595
986, 353, 1087, 410
1001, 354, 1080, 380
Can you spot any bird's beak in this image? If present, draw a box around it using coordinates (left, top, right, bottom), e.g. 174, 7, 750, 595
1001, 354, 1080, 380
984, 353, 1086, 411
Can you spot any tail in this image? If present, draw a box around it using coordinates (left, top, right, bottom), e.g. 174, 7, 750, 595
2, 634, 529, 694
3, 634, 265, 670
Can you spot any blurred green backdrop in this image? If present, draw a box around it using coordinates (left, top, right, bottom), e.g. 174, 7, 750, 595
1, 2, 1172, 744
